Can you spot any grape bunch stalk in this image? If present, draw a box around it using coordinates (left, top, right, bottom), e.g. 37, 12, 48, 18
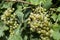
1, 8, 19, 36
27, 6, 52, 40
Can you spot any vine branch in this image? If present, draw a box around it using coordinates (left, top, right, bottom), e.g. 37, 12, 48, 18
4, 0, 34, 5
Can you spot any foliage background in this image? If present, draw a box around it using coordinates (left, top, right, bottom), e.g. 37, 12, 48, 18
0, 0, 60, 40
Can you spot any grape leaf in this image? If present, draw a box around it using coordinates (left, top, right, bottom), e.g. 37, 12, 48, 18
0, 21, 9, 37
24, 36, 28, 40
57, 7, 60, 12
51, 31, 60, 40
52, 23, 60, 31
0, 29, 4, 37
51, 14, 57, 21
57, 14, 60, 21
43, 0, 52, 9
15, 5, 24, 23
1, 2, 14, 9
30, 34, 39, 40
26, 0, 40, 5
8, 25, 22, 40
30, 0, 41, 5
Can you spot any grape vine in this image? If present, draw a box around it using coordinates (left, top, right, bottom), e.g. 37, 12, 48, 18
0, 0, 60, 40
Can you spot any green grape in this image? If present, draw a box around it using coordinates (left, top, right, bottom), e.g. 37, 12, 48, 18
27, 6, 52, 40
1, 8, 19, 36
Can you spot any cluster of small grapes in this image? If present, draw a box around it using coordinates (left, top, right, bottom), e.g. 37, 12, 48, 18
1, 8, 19, 36
27, 7, 52, 40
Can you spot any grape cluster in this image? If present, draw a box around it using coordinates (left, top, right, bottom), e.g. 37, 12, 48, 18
27, 7, 51, 40
1, 8, 19, 36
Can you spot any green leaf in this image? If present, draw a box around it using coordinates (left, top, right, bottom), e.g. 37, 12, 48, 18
51, 14, 57, 21
24, 9, 31, 19
43, 0, 52, 9
30, 0, 41, 5
30, 35, 39, 40
0, 1, 4, 8
15, 5, 24, 23
51, 31, 60, 40
28, 0, 52, 8
8, 25, 22, 40
24, 36, 28, 40
52, 23, 60, 31
1, 2, 14, 9
57, 14, 60, 21
0, 29, 4, 37
0, 21, 9, 37
57, 7, 60, 12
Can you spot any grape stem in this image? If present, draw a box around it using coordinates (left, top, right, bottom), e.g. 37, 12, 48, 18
5, 0, 36, 5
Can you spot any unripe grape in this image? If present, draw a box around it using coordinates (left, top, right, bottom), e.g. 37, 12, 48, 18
10, 26, 12, 28
1, 15, 6, 20
8, 8, 13, 12
45, 32, 50, 36
10, 18, 14, 21
12, 8, 15, 10
37, 31, 41, 34
42, 37, 46, 40
10, 32, 14, 35
41, 30, 46, 34
1, 8, 19, 37
27, 18, 30, 21
30, 28, 35, 32
27, 6, 51, 40
13, 13, 16, 16
16, 24, 19, 26
5, 13, 11, 17
28, 21, 31, 24
13, 27, 16, 29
